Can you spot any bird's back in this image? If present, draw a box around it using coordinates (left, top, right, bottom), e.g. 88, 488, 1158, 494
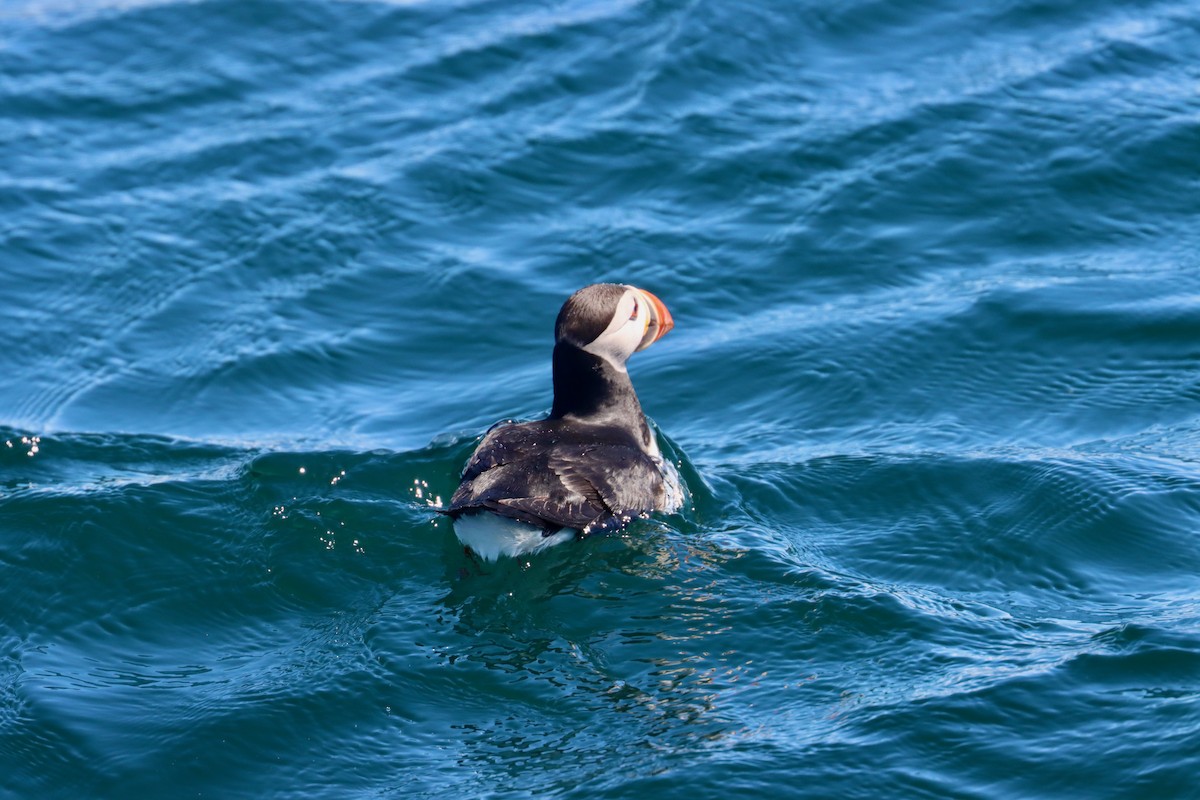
447, 417, 665, 535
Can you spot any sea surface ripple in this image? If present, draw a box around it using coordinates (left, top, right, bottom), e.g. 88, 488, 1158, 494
2, 0, 1199, 797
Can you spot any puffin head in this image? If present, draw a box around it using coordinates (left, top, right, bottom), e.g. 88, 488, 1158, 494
554, 284, 674, 371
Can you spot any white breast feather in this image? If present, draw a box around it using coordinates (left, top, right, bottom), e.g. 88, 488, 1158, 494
453, 513, 576, 561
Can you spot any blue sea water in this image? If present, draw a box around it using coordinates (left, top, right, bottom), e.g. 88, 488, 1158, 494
2, 0, 1200, 797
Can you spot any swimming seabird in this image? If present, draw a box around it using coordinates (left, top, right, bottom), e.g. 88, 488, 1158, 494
443, 283, 675, 560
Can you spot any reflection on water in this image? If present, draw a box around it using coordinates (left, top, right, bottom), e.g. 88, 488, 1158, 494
431, 532, 757, 778
3, 0, 1200, 795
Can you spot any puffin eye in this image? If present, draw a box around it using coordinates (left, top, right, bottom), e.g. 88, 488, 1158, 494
629, 297, 639, 321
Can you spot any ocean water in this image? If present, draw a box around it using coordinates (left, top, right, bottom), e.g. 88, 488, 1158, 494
2, 0, 1199, 797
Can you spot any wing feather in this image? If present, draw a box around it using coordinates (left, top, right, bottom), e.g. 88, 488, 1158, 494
447, 422, 665, 535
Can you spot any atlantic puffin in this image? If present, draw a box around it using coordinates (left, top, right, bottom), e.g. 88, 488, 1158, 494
443, 283, 676, 560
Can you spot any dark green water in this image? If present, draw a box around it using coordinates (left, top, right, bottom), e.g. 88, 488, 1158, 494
2, 0, 1199, 797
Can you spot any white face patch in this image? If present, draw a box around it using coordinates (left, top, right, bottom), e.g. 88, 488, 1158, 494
580, 287, 650, 372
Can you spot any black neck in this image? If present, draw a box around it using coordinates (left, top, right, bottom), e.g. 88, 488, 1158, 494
550, 343, 646, 427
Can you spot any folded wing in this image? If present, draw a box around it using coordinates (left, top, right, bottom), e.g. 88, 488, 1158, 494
446, 421, 664, 535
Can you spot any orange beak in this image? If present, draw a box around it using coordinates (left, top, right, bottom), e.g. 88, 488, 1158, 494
634, 287, 674, 351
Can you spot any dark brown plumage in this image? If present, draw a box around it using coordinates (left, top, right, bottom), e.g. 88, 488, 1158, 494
444, 283, 674, 558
